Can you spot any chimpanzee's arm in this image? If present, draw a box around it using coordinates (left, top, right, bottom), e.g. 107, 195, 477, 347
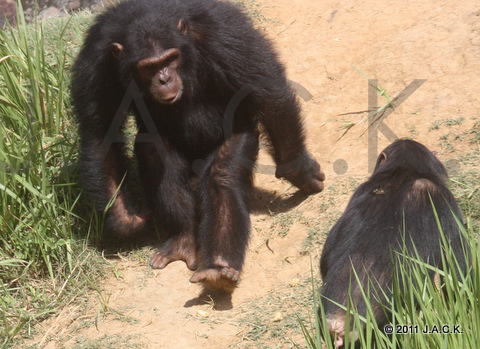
260, 87, 325, 194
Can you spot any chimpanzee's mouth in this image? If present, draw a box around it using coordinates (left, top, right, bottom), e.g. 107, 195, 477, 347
162, 96, 177, 104
161, 87, 183, 105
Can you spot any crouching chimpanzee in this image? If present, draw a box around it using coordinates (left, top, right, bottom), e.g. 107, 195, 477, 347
71, 0, 324, 293
319, 139, 469, 348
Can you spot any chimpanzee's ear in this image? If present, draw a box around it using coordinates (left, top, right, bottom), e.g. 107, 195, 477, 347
177, 19, 188, 35
111, 43, 124, 59
177, 18, 203, 41
378, 152, 387, 167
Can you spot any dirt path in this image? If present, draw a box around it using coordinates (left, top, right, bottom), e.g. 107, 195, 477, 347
30, 1, 480, 348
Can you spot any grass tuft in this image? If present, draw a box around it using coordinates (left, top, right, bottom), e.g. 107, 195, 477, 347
0, 7, 104, 346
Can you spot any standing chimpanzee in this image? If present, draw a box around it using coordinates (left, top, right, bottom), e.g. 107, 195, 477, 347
319, 139, 468, 348
71, 0, 325, 293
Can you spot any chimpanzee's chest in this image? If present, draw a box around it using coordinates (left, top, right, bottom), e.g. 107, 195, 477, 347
156, 102, 226, 159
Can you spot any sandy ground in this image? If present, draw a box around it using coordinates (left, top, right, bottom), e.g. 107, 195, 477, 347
26, 0, 480, 348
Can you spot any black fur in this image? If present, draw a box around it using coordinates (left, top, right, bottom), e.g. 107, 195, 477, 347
71, 0, 324, 293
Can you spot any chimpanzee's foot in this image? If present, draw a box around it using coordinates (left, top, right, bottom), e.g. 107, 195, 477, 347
150, 233, 197, 270
189, 267, 240, 293
327, 314, 346, 349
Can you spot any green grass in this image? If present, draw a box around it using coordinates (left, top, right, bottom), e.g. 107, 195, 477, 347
468, 121, 480, 144
429, 117, 465, 130
0, 7, 104, 347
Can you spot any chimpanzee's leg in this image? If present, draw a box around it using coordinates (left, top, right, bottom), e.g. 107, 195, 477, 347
190, 132, 259, 293
135, 139, 197, 271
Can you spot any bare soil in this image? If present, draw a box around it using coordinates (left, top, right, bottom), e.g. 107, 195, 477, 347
26, 0, 480, 348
